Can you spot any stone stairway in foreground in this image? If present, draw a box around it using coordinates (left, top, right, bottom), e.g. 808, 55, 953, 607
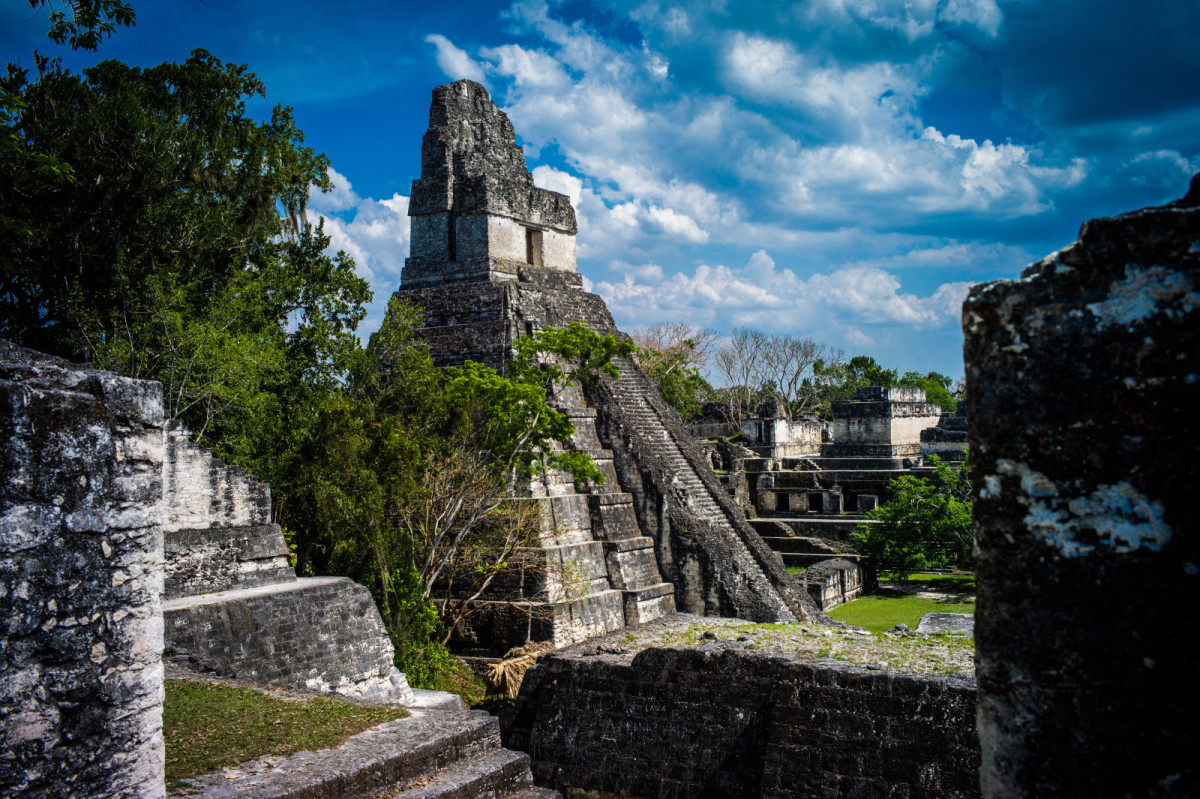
178, 704, 559, 799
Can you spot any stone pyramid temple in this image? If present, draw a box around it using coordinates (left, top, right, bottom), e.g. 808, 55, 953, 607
394, 80, 818, 652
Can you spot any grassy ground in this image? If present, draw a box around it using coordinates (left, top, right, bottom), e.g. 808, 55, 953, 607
608, 617, 975, 676
163, 679, 407, 785
826, 573, 975, 633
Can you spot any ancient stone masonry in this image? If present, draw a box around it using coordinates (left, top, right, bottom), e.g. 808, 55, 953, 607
405, 80, 578, 288
1, 340, 416, 797
823, 386, 943, 460
1, 341, 166, 799
161, 422, 293, 599
158, 424, 411, 704
725, 385, 966, 609
506, 632, 979, 798
964, 177, 1199, 797
395, 81, 816, 647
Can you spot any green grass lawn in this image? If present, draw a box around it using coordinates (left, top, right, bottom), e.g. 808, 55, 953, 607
163, 680, 407, 785
826, 573, 975, 633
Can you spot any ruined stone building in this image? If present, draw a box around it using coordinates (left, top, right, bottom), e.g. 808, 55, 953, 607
724, 386, 967, 608
0, 342, 412, 798
394, 80, 817, 652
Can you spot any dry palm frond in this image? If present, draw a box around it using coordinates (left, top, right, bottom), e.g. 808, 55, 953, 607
485, 640, 557, 699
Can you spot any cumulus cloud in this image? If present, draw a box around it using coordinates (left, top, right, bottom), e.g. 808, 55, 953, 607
595, 249, 971, 345
307, 167, 411, 336
407, 0, 1198, 370
425, 33, 489, 85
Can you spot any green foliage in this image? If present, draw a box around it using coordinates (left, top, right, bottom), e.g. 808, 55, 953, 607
852, 453, 974, 577
807, 355, 900, 412
28, 0, 136, 51
900, 370, 957, 412
510, 321, 636, 389
1, 51, 342, 371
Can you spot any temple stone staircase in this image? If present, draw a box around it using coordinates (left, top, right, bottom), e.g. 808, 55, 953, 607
178, 704, 559, 799
596, 357, 809, 622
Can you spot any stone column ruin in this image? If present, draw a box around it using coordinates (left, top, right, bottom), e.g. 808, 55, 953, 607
964, 177, 1199, 796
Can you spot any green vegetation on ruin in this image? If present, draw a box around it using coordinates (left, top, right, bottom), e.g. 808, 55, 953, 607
163, 679, 407, 787
606, 617, 974, 676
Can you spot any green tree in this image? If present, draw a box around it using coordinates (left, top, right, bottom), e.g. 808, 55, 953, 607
26, 0, 136, 51
900, 370, 957, 412
631, 323, 718, 418
0, 51, 368, 478
852, 453, 973, 577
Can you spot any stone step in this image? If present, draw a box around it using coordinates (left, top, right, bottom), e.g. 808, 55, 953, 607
179, 710, 510, 799
387, 747, 534, 798
759, 536, 857, 555
779, 551, 868, 568
505, 788, 562, 799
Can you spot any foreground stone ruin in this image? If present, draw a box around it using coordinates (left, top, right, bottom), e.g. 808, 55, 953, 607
395, 80, 815, 652
0, 342, 411, 798
3, 74, 1196, 798
506, 617, 979, 798
1, 343, 167, 798
966, 177, 1199, 795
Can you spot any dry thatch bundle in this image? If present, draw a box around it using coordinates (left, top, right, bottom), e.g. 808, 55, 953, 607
486, 640, 557, 699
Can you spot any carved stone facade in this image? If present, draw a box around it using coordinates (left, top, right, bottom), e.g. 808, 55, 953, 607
823, 386, 944, 459
396, 81, 815, 651
405, 80, 577, 288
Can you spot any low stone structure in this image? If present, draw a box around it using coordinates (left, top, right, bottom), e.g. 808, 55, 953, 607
394, 80, 815, 652
1, 340, 414, 798
2, 342, 167, 799
917, 612, 974, 636
823, 386, 943, 460
801, 557, 864, 610
739, 400, 825, 459
158, 423, 410, 703
920, 410, 968, 462
507, 619, 979, 798
965, 177, 1199, 796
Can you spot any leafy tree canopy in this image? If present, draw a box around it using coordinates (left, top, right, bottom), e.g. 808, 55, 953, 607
27, 0, 136, 51
900, 370, 958, 412
852, 453, 973, 577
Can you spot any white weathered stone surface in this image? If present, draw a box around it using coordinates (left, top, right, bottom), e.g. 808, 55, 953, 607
1, 341, 166, 799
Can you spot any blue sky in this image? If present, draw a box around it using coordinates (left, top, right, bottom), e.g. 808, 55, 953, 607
4, 0, 1198, 379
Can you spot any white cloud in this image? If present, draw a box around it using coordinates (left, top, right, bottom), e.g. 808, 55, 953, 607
425, 33, 489, 85
307, 166, 411, 336
480, 43, 571, 90
594, 249, 971, 346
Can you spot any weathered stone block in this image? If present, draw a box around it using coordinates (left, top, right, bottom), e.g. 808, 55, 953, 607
1, 341, 166, 799
964, 178, 1199, 797
508, 639, 978, 798
163, 577, 411, 704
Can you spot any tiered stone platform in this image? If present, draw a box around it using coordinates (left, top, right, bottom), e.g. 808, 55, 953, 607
175, 700, 560, 799
396, 80, 815, 652
160, 426, 414, 704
